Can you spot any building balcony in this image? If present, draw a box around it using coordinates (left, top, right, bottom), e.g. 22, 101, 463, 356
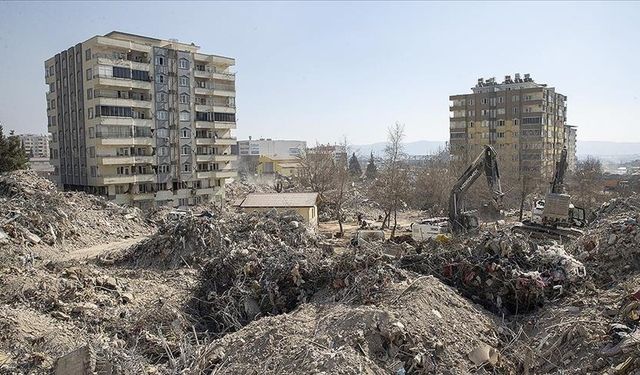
94, 75, 152, 90
97, 117, 153, 127
45, 74, 56, 84
94, 36, 152, 54
195, 103, 236, 113
215, 137, 237, 146
132, 193, 155, 201
95, 97, 152, 109
99, 173, 154, 185
195, 154, 236, 163
195, 121, 237, 130
95, 56, 150, 71
196, 188, 216, 196
95, 137, 153, 146
196, 170, 236, 179
97, 155, 154, 165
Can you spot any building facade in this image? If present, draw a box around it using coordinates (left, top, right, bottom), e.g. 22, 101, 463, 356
564, 125, 577, 172
45, 31, 237, 208
237, 138, 306, 158
18, 134, 50, 158
449, 74, 569, 179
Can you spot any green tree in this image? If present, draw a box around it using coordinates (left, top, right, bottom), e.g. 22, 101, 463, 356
365, 152, 377, 179
348, 152, 362, 177
0, 125, 28, 173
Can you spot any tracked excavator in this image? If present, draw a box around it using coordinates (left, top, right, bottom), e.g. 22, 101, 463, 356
512, 147, 586, 240
412, 145, 504, 240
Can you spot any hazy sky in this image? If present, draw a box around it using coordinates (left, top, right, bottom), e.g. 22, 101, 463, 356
0, 1, 638, 145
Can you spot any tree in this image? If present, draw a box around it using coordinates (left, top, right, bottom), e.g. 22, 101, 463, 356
0, 125, 28, 173
365, 152, 377, 179
377, 122, 410, 238
333, 139, 351, 236
348, 152, 362, 178
570, 156, 604, 212
296, 143, 336, 201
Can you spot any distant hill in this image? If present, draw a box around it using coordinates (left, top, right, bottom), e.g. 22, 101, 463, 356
352, 140, 446, 157
352, 140, 640, 160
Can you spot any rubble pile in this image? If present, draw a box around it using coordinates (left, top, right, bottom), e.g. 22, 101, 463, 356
224, 179, 277, 202
505, 274, 640, 373
0, 263, 198, 373
401, 232, 586, 314
118, 209, 321, 269
188, 276, 515, 374
576, 195, 640, 285
0, 171, 151, 259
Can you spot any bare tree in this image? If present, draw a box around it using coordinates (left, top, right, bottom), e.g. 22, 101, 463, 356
296, 143, 336, 201
570, 156, 604, 212
333, 138, 351, 236
376, 122, 410, 238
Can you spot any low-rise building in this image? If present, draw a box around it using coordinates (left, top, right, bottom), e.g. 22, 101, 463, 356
257, 155, 301, 178
238, 192, 319, 226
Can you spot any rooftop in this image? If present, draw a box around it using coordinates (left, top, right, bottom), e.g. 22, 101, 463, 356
239, 193, 319, 208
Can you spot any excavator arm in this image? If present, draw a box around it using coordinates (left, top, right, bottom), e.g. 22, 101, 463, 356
448, 145, 503, 234
550, 147, 568, 194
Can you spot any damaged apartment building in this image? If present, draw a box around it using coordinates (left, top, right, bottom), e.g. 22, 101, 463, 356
44, 31, 237, 209
449, 73, 576, 178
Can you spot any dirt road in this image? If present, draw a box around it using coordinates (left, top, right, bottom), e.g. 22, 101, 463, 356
60, 236, 148, 261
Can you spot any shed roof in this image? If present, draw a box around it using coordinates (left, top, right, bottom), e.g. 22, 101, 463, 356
239, 193, 318, 208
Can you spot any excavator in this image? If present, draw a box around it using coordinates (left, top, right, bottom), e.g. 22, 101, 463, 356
512, 147, 586, 240
412, 145, 504, 240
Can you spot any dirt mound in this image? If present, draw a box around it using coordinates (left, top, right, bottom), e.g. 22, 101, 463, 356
0, 170, 152, 262
401, 232, 585, 314
117, 209, 320, 269
190, 277, 513, 374
574, 195, 640, 286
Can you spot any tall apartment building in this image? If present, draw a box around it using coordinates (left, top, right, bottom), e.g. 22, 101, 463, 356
17, 134, 50, 158
449, 74, 569, 179
45, 31, 237, 209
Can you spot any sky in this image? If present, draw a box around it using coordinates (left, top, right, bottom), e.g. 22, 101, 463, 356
0, 1, 638, 145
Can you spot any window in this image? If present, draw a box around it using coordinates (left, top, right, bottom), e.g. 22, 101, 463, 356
157, 129, 168, 138
497, 108, 505, 115
132, 70, 149, 81
181, 145, 191, 155
88, 108, 94, 119
155, 56, 165, 66
157, 92, 167, 102
497, 132, 505, 138
90, 166, 97, 177
481, 98, 487, 104
85, 48, 92, 61
181, 128, 190, 138
156, 74, 165, 83
179, 94, 189, 104
468, 99, 474, 105
489, 98, 496, 106
87, 88, 93, 100
179, 59, 189, 69
512, 95, 519, 102
117, 166, 130, 175
88, 127, 94, 138
467, 110, 474, 117
99, 105, 132, 117
525, 95, 533, 101
498, 97, 504, 103
513, 107, 518, 114
179, 76, 189, 87
182, 163, 191, 172
179, 111, 191, 121
156, 111, 168, 120
469, 121, 474, 127
113, 66, 130, 79
158, 165, 170, 173
157, 147, 168, 156
89, 147, 95, 158
117, 147, 130, 156
514, 119, 519, 126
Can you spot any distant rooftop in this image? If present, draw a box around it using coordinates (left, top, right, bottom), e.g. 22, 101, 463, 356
239, 193, 319, 208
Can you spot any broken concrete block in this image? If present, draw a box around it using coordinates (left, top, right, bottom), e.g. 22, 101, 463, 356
22, 228, 41, 244
468, 343, 499, 366
120, 292, 134, 304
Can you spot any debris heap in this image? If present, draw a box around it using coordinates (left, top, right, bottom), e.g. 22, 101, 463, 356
576, 195, 640, 285
401, 232, 585, 314
0, 170, 151, 258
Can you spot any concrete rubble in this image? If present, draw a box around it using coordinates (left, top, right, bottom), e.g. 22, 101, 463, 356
2, 172, 640, 374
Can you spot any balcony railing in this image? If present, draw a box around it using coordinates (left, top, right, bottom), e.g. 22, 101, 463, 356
92, 52, 150, 64
96, 132, 152, 139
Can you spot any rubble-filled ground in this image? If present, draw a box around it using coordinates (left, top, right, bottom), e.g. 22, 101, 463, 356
2, 172, 640, 374
0, 171, 152, 265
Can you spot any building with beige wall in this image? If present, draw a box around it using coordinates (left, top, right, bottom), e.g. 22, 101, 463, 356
18, 134, 51, 158
44, 31, 237, 208
449, 74, 569, 179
